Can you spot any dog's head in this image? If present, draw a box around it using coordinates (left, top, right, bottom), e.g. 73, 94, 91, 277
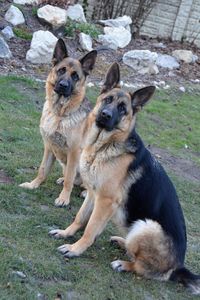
93, 63, 155, 140
47, 39, 97, 104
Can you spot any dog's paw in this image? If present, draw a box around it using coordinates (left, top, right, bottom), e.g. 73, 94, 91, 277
49, 229, 67, 239
19, 182, 38, 189
111, 260, 125, 272
54, 197, 70, 207
57, 244, 79, 258
56, 177, 64, 185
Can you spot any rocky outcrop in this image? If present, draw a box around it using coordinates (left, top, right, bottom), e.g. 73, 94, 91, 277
156, 54, 180, 69
5, 5, 25, 26
37, 5, 67, 28
99, 26, 131, 49
0, 36, 12, 58
66, 4, 86, 23
26, 30, 58, 64
79, 33, 93, 51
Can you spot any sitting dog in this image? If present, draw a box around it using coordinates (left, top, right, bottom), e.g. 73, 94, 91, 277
20, 39, 97, 207
50, 63, 200, 294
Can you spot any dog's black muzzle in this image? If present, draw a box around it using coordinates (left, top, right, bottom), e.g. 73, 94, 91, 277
96, 108, 115, 131
54, 79, 73, 98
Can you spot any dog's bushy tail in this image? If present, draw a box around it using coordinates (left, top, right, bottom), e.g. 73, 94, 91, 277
170, 267, 200, 295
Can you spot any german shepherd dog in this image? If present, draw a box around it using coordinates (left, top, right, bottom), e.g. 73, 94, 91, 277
20, 39, 97, 207
49, 63, 200, 294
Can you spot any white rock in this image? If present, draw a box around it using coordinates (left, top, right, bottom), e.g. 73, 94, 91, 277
192, 54, 198, 63
79, 33, 93, 51
123, 50, 158, 72
14, 0, 39, 4
99, 26, 131, 49
5, 5, 25, 26
138, 64, 159, 75
172, 50, 194, 64
87, 82, 94, 87
66, 4, 86, 23
153, 42, 166, 49
179, 86, 186, 92
1, 26, 15, 40
156, 54, 179, 69
37, 5, 67, 28
99, 15, 132, 28
0, 36, 12, 58
26, 30, 58, 64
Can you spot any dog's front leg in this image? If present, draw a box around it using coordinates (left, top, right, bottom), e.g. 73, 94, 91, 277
19, 146, 55, 189
57, 196, 118, 257
55, 148, 79, 207
49, 189, 94, 238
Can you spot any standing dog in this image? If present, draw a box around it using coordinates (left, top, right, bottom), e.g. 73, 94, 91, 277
20, 39, 97, 207
49, 63, 200, 294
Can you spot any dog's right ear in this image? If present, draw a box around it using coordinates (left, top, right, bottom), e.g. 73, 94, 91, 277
52, 39, 68, 66
101, 63, 120, 94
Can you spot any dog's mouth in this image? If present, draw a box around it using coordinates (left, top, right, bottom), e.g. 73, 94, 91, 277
95, 117, 114, 132
54, 87, 73, 99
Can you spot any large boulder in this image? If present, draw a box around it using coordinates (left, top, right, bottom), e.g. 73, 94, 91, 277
66, 4, 86, 23
5, 5, 25, 26
0, 36, 12, 58
13, 0, 39, 4
123, 50, 158, 74
37, 5, 67, 28
79, 33, 93, 51
26, 30, 58, 64
156, 54, 180, 69
172, 49, 197, 64
99, 26, 131, 49
99, 15, 132, 31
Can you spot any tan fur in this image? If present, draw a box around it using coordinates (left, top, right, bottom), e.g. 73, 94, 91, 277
51, 87, 139, 255
20, 56, 91, 206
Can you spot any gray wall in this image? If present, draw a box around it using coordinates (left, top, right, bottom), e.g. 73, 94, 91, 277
83, 0, 200, 47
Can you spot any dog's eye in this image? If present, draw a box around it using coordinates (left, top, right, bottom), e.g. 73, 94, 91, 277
118, 102, 126, 115
104, 96, 113, 104
71, 72, 79, 81
57, 67, 66, 76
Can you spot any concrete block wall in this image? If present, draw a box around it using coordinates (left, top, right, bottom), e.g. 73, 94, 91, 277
82, 0, 200, 47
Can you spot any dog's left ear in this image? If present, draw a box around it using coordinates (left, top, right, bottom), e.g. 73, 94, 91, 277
130, 86, 155, 112
52, 38, 68, 66
79, 50, 97, 76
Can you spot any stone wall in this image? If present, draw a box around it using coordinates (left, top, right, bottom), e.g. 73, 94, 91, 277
82, 0, 200, 47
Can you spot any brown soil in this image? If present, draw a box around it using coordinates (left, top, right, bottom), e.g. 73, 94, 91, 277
150, 146, 200, 184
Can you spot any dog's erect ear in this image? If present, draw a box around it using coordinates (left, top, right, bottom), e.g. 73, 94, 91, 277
101, 62, 120, 94
52, 39, 68, 66
79, 50, 97, 76
130, 86, 155, 112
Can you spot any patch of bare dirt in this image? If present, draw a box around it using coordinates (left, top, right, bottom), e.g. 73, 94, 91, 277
150, 146, 200, 184
0, 170, 14, 184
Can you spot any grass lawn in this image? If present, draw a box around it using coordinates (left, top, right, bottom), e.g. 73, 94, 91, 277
0, 75, 200, 300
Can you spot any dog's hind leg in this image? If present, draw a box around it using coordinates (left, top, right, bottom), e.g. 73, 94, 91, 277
19, 146, 55, 189
49, 189, 94, 239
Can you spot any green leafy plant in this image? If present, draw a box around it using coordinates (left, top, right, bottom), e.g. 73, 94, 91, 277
13, 27, 33, 41
64, 19, 101, 38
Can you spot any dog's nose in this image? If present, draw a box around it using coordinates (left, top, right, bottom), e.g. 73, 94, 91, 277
101, 109, 112, 120
59, 80, 70, 88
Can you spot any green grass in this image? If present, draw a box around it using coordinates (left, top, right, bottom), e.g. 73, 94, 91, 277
13, 27, 33, 41
65, 19, 101, 38
0, 76, 200, 299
